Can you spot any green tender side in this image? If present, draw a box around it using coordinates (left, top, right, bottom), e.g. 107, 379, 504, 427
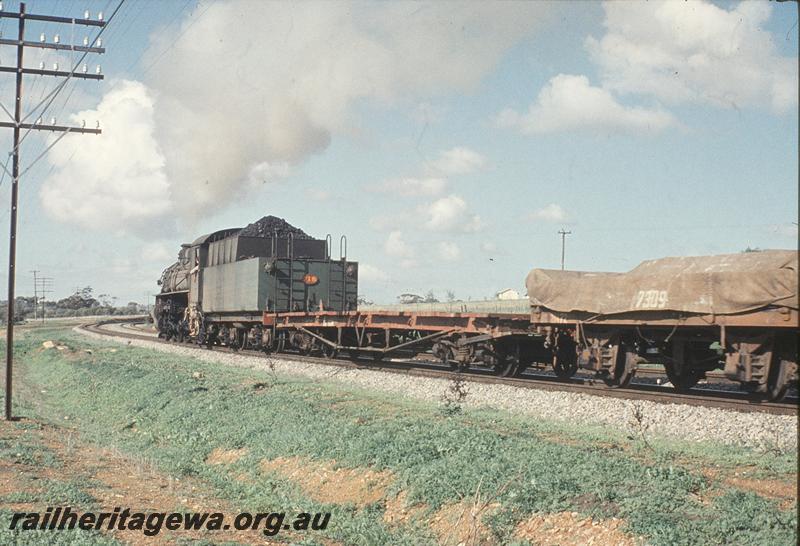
201, 257, 358, 313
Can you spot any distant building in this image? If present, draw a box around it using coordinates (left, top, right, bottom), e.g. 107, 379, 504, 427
495, 288, 520, 300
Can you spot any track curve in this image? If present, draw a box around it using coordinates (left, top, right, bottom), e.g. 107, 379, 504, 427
79, 319, 798, 416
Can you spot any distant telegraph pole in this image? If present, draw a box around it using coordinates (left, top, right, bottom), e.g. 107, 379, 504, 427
558, 229, 571, 271
1, 2, 107, 420
29, 269, 38, 319
37, 276, 53, 322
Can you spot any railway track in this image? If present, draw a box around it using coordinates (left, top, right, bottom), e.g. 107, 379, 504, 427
80, 319, 798, 416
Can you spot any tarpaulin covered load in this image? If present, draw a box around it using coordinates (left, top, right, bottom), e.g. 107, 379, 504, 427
525, 250, 798, 316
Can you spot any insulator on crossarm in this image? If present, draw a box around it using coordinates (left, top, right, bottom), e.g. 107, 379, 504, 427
53, 34, 60, 44
35, 117, 41, 125
53, 62, 59, 71
81, 120, 86, 128
50, 117, 56, 126
39, 61, 45, 70
81, 63, 88, 73
0, 2, 4, 12
83, 36, 89, 46
95, 121, 100, 129
84, 10, 90, 19
40, 33, 46, 43
97, 38, 102, 47
98, 11, 104, 21
95, 65, 101, 74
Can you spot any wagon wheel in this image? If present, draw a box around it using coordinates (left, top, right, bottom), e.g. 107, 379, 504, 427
553, 346, 578, 379
664, 360, 702, 392
767, 357, 796, 402
494, 357, 518, 377
602, 346, 637, 388
493, 342, 523, 377
320, 343, 338, 359
443, 347, 462, 371
432, 342, 454, 369
296, 334, 313, 356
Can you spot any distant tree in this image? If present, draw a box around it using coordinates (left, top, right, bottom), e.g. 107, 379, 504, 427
356, 295, 374, 307
742, 247, 762, 253
423, 290, 439, 303
398, 293, 424, 304
445, 290, 456, 302
57, 286, 99, 310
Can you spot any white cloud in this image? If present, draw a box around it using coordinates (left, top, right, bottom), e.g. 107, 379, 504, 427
142, 1, 551, 223
425, 147, 487, 176
421, 195, 482, 233
586, 1, 798, 113
412, 101, 446, 125
139, 241, 174, 263
373, 177, 448, 196
438, 241, 461, 262
530, 203, 568, 222
40, 3, 551, 234
359, 264, 390, 282
497, 74, 676, 134
384, 230, 414, 258
39, 80, 173, 235
304, 188, 332, 201
480, 242, 497, 254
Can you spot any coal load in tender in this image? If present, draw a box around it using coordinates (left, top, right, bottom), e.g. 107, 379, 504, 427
239, 215, 311, 239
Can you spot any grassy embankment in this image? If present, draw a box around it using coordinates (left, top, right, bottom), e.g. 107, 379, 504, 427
0, 324, 796, 545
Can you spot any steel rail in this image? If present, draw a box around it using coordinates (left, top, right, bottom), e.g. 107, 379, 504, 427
80, 320, 798, 416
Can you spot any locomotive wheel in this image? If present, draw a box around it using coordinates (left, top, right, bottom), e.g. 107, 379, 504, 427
602, 347, 637, 388
766, 358, 795, 402
664, 360, 702, 392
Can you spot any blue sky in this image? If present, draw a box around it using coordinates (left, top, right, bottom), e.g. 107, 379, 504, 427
0, 0, 796, 306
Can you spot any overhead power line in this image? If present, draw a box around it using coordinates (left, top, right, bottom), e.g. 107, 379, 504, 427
0, 1, 117, 421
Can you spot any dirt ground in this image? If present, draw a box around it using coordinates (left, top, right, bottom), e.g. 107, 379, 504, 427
0, 418, 280, 545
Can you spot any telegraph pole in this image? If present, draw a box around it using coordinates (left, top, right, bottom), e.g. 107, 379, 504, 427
558, 229, 571, 271
29, 269, 38, 319
1, 2, 106, 420
37, 276, 52, 322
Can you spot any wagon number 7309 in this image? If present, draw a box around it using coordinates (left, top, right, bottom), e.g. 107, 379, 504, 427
633, 290, 669, 309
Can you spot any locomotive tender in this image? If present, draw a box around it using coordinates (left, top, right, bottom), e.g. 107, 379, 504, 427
155, 216, 358, 349
155, 216, 797, 401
